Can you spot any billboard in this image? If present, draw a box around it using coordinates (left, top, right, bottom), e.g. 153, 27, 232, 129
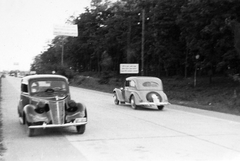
53, 24, 78, 37
120, 64, 139, 74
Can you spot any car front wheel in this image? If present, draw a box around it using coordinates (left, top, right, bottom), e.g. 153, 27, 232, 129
113, 93, 119, 105
76, 109, 87, 134
157, 105, 164, 110
27, 128, 34, 137
76, 125, 86, 134
19, 114, 24, 124
26, 122, 34, 137
130, 96, 137, 110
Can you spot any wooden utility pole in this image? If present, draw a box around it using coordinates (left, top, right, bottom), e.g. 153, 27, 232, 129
61, 40, 64, 66
141, 8, 145, 76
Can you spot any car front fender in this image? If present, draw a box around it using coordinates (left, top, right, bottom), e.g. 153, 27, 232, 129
65, 102, 87, 122
113, 88, 125, 102
23, 104, 50, 123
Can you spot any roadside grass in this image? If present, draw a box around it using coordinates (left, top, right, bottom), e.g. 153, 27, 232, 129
71, 74, 240, 116
163, 77, 240, 115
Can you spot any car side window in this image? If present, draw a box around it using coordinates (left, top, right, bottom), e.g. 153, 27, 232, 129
21, 84, 28, 93
125, 80, 130, 87
129, 80, 136, 87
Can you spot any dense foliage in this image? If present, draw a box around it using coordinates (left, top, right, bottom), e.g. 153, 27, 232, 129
31, 0, 240, 80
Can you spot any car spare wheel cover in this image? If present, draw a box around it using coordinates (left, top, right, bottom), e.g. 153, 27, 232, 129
146, 92, 162, 102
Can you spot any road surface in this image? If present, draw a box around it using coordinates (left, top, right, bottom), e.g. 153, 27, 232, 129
1, 76, 240, 161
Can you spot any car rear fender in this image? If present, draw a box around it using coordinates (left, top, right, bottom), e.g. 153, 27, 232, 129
113, 88, 125, 102
130, 92, 141, 104
159, 91, 168, 102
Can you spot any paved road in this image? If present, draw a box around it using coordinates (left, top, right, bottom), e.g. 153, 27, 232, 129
1, 76, 240, 161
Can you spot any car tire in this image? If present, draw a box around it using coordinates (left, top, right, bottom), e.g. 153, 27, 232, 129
157, 105, 164, 110
113, 93, 120, 105
26, 122, 34, 137
22, 112, 26, 125
130, 96, 137, 110
19, 111, 26, 125
19, 116, 24, 124
27, 128, 34, 137
76, 125, 86, 134
76, 109, 87, 134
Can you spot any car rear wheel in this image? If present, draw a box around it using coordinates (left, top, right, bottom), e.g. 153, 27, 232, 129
157, 105, 164, 110
130, 96, 137, 110
113, 93, 119, 105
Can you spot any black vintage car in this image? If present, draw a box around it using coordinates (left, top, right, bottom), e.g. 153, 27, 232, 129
17, 74, 87, 136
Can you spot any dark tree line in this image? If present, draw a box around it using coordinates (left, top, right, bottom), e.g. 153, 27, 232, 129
31, 0, 240, 79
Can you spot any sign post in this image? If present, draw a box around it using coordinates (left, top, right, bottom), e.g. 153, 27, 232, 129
53, 24, 78, 66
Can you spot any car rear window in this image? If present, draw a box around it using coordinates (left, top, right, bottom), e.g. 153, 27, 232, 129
142, 81, 159, 87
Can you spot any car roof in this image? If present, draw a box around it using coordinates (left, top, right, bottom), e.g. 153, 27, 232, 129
21, 74, 68, 85
126, 76, 163, 90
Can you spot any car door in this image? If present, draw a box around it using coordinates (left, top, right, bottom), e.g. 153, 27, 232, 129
21, 83, 30, 107
18, 83, 30, 116
124, 80, 136, 103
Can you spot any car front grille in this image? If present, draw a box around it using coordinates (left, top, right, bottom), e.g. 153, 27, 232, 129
48, 100, 65, 124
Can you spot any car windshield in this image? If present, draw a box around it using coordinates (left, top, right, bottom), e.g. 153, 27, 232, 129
30, 80, 67, 93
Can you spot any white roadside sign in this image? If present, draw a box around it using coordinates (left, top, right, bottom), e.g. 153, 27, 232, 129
30, 71, 36, 74
53, 24, 78, 37
120, 64, 139, 74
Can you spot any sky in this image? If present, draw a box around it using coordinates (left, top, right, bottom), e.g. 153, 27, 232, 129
0, 0, 92, 71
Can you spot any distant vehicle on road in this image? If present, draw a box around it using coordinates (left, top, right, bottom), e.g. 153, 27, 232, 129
17, 74, 87, 136
0, 73, 5, 78
113, 76, 170, 110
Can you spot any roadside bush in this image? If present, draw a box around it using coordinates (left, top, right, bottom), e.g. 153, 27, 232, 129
73, 76, 86, 85
98, 71, 111, 84
55, 66, 75, 80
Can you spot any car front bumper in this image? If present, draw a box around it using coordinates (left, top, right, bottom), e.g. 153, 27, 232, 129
29, 118, 87, 129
